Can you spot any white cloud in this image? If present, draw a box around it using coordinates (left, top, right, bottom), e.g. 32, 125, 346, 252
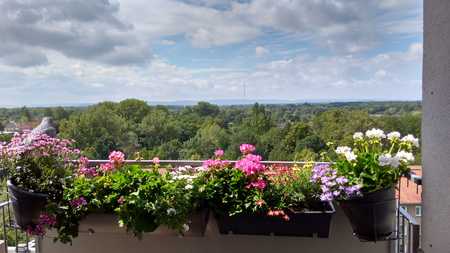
255, 46, 269, 57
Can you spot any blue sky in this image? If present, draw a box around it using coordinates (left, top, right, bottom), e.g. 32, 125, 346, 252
0, 0, 423, 106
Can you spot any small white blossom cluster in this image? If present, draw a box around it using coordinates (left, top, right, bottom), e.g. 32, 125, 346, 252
378, 151, 415, 168
170, 166, 204, 191
365, 128, 386, 139
387, 131, 401, 141
353, 132, 364, 140
335, 146, 357, 162
401, 134, 420, 148
166, 208, 177, 215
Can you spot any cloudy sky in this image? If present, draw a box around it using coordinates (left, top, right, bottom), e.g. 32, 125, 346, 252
0, 0, 422, 106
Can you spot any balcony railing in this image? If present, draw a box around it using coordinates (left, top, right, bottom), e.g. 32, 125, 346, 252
0, 160, 422, 253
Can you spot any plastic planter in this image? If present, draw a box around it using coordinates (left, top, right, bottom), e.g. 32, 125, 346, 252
339, 187, 396, 241
7, 180, 48, 228
215, 201, 335, 238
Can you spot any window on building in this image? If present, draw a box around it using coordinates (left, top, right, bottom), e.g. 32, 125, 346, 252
415, 206, 422, 217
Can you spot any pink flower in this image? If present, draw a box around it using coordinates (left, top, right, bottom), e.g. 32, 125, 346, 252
79, 156, 89, 167
247, 179, 267, 190
117, 196, 125, 205
39, 213, 57, 226
70, 197, 87, 208
236, 154, 265, 176
100, 163, 114, 172
108, 150, 125, 167
26, 224, 45, 236
214, 149, 224, 158
202, 159, 230, 169
240, 144, 256, 155
78, 166, 98, 177
152, 157, 160, 165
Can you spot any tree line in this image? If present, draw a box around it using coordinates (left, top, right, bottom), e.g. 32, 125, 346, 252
0, 99, 421, 162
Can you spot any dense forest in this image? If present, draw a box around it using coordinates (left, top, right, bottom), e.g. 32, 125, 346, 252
0, 100, 421, 162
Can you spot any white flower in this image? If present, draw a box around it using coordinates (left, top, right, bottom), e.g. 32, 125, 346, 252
344, 151, 357, 162
365, 128, 386, 139
353, 132, 364, 140
401, 134, 420, 147
378, 153, 392, 166
395, 151, 415, 162
378, 153, 403, 168
184, 184, 194, 190
182, 224, 190, 232
387, 131, 401, 141
167, 208, 177, 215
390, 156, 400, 168
336, 146, 352, 154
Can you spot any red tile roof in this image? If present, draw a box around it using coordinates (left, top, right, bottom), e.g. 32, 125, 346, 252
397, 166, 422, 204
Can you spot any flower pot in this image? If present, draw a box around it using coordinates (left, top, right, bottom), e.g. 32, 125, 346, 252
215, 202, 335, 238
154, 208, 210, 236
339, 187, 396, 241
7, 180, 48, 228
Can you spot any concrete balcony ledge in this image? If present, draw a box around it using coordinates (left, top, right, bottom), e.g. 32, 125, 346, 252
41, 205, 390, 253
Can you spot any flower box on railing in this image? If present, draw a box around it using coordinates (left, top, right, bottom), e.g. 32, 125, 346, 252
215, 202, 335, 238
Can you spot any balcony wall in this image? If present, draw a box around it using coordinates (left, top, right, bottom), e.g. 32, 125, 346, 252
40, 205, 390, 253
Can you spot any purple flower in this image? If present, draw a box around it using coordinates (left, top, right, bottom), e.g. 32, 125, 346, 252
239, 144, 256, 155
70, 197, 87, 208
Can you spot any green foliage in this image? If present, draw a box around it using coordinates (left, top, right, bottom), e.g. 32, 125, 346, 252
1, 100, 422, 162
333, 130, 417, 193
201, 167, 263, 216
56, 164, 203, 242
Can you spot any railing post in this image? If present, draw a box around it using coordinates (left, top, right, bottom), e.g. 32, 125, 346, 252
410, 224, 420, 253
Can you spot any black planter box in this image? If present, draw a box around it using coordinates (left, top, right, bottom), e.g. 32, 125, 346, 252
339, 187, 396, 241
215, 202, 335, 238
7, 180, 48, 229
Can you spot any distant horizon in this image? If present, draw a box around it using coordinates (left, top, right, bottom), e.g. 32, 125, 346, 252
0, 98, 422, 109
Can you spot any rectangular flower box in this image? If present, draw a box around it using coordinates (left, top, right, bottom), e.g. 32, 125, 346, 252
78, 208, 209, 237
215, 202, 335, 238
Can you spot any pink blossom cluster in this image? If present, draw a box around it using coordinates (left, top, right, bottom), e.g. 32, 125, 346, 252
235, 144, 267, 190
70, 196, 88, 208
25, 213, 57, 236
109, 150, 125, 166
202, 159, 230, 169
95, 150, 125, 173
77, 156, 99, 177
235, 154, 266, 176
0, 131, 79, 160
239, 144, 256, 155
214, 149, 224, 158
39, 213, 57, 226
26, 224, 45, 236
246, 178, 266, 190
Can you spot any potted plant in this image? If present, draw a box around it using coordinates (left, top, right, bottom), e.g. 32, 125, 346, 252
0, 131, 79, 231
331, 129, 418, 241
54, 152, 208, 243
201, 145, 337, 237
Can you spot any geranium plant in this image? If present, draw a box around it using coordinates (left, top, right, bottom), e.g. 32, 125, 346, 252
53, 151, 207, 243
0, 132, 80, 236
332, 128, 418, 193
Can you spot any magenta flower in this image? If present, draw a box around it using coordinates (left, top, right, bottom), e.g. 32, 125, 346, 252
214, 149, 224, 158
240, 144, 256, 155
247, 179, 267, 190
39, 213, 57, 226
203, 159, 230, 169
100, 163, 114, 172
117, 196, 125, 205
70, 197, 88, 208
235, 154, 265, 176
26, 224, 45, 236
108, 150, 125, 167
